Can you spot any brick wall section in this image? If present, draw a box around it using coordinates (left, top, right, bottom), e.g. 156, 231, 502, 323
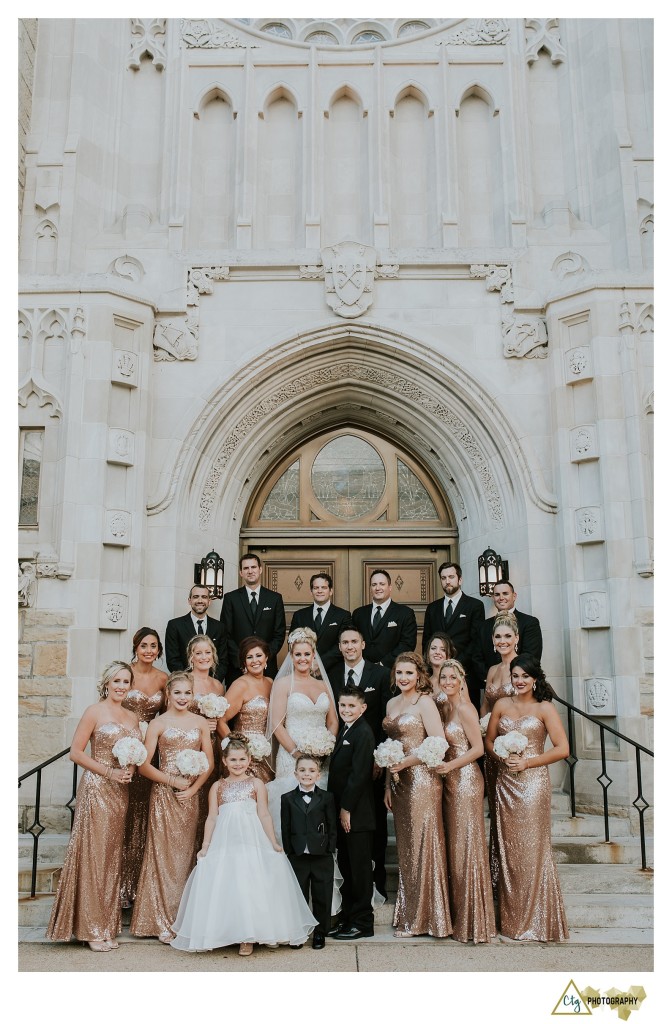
18, 609, 73, 765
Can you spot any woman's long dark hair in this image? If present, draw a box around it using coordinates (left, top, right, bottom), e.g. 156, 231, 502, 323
509, 654, 554, 702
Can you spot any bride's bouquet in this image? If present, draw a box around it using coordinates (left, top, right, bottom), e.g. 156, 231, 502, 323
479, 713, 491, 737
196, 693, 230, 719
493, 730, 529, 761
410, 735, 449, 768
112, 735, 147, 768
174, 749, 210, 778
373, 738, 405, 783
295, 726, 336, 758
244, 733, 272, 761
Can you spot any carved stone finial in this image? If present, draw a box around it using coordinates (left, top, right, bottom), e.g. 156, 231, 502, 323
128, 18, 167, 71
153, 317, 199, 361
322, 241, 376, 319
525, 18, 566, 65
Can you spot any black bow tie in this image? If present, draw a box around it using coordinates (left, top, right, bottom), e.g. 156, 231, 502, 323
301, 790, 314, 802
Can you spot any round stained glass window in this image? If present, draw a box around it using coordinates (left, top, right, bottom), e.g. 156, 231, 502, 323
311, 435, 385, 519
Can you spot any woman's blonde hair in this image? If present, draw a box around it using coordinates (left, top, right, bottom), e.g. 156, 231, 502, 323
439, 659, 469, 700
287, 626, 317, 651
165, 670, 193, 696
492, 612, 519, 636
97, 660, 134, 700
186, 633, 219, 671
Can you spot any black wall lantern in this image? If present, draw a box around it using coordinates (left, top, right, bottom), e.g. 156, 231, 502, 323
478, 547, 509, 597
194, 550, 225, 600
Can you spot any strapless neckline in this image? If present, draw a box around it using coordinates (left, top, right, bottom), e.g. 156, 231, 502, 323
289, 690, 330, 707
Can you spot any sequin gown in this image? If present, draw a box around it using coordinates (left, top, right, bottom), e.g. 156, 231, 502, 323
495, 714, 569, 941
130, 726, 202, 938
436, 693, 496, 943
171, 776, 317, 949
47, 721, 141, 943
383, 712, 452, 937
483, 670, 515, 892
189, 694, 222, 846
229, 693, 274, 784
120, 688, 164, 904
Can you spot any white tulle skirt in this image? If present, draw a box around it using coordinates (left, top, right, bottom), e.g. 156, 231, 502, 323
170, 798, 317, 950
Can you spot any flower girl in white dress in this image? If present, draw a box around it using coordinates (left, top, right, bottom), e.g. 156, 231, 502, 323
171, 734, 316, 956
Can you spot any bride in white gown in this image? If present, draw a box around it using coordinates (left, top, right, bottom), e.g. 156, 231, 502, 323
265, 627, 342, 911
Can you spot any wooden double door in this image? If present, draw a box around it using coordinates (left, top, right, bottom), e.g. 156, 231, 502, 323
259, 545, 452, 664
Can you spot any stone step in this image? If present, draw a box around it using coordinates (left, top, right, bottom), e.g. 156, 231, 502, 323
555, 863, 653, 894
18, 865, 62, 894
18, 835, 70, 866
19, 894, 55, 927
387, 812, 639, 841
551, 836, 653, 867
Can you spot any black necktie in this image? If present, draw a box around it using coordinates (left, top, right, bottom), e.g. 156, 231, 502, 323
250, 592, 258, 619
445, 599, 453, 627
373, 605, 382, 631
196, 619, 204, 635
347, 668, 355, 686
315, 607, 323, 629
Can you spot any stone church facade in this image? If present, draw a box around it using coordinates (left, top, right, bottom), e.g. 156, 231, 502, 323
18, 18, 653, 809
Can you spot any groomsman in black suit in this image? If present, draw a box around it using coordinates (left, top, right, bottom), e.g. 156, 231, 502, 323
336, 626, 391, 900
422, 562, 485, 708
221, 553, 286, 685
289, 573, 352, 682
164, 584, 228, 682
352, 569, 418, 668
475, 580, 543, 683
327, 686, 376, 939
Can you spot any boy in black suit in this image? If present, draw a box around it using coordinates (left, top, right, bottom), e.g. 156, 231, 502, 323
327, 685, 376, 939
281, 755, 337, 949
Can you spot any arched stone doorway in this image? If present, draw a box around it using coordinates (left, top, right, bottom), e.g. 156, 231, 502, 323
242, 426, 458, 641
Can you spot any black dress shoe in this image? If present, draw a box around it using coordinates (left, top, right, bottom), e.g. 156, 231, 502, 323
311, 931, 326, 949
327, 921, 347, 937
333, 926, 375, 940
289, 943, 303, 949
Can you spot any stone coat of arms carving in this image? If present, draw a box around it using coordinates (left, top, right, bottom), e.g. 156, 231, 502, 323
322, 241, 376, 319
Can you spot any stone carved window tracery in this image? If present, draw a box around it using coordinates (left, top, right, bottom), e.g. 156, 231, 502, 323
19, 428, 43, 527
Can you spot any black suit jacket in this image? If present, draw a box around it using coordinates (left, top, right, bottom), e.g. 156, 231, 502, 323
330, 661, 390, 742
422, 592, 485, 684
164, 613, 228, 682
289, 603, 352, 683
327, 717, 376, 832
475, 609, 543, 685
221, 585, 286, 678
351, 601, 418, 668
281, 785, 338, 857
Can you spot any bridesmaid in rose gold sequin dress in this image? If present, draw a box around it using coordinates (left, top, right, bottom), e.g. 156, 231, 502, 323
131, 672, 213, 942
47, 662, 140, 952
383, 652, 452, 939
218, 637, 274, 783
481, 614, 518, 893
120, 627, 167, 906
186, 634, 227, 842
434, 661, 496, 943
486, 655, 569, 941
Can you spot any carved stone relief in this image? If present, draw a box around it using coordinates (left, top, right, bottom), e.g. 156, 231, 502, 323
552, 251, 590, 279
579, 591, 610, 629
104, 509, 132, 546
570, 424, 598, 463
153, 318, 198, 361
198, 362, 504, 529
18, 376, 62, 418
107, 429, 135, 466
322, 242, 376, 319
128, 18, 167, 70
111, 350, 139, 388
584, 677, 615, 717
99, 592, 128, 630
181, 20, 258, 48
437, 19, 509, 45
565, 346, 593, 384
18, 561, 37, 607
575, 506, 604, 544
470, 264, 548, 358
110, 254, 145, 282
525, 18, 566, 65
186, 266, 230, 305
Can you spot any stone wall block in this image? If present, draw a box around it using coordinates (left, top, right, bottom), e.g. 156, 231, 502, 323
21, 622, 70, 642
19, 718, 66, 763
18, 675, 72, 697
18, 644, 33, 677
46, 697, 72, 717
22, 609, 74, 629
19, 696, 46, 715
33, 643, 68, 676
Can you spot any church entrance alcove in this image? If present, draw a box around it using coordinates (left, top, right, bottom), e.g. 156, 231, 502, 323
240, 428, 458, 656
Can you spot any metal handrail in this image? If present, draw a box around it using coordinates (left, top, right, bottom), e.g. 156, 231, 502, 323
18, 748, 79, 899
551, 689, 653, 870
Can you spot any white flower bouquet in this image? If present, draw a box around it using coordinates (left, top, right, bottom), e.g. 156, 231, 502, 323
479, 713, 491, 737
175, 749, 210, 777
245, 733, 272, 761
373, 738, 405, 769
196, 693, 230, 719
411, 735, 449, 767
295, 727, 336, 758
112, 736, 147, 767
493, 730, 529, 760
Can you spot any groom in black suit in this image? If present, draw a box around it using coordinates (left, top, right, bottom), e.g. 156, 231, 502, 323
164, 584, 228, 682
475, 580, 543, 683
221, 553, 286, 685
422, 561, 485, 708
289, 572, 352, 682
352, 569, 418, 668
